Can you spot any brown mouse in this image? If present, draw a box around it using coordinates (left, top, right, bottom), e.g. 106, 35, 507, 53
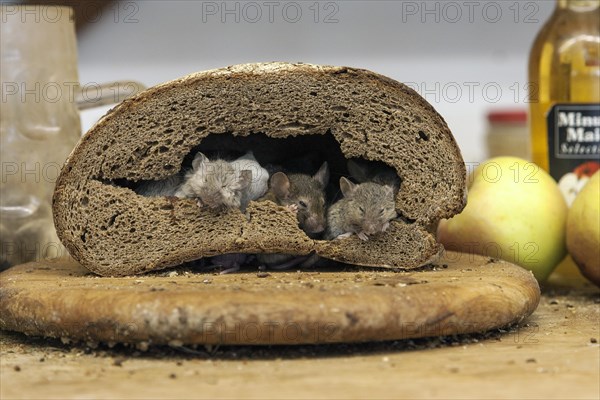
326, 177, 397, 241
258, 162, 329, 269
261, 161, 329, 236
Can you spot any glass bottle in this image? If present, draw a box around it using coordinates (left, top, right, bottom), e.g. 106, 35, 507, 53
528, 0, 600, 205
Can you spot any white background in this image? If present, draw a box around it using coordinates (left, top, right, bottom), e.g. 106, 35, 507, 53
72, 0, 555, 163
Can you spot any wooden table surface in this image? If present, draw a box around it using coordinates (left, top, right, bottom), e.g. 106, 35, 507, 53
1, 274, 598, 400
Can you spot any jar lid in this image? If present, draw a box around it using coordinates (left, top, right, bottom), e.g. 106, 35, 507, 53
487, 110, 528, 124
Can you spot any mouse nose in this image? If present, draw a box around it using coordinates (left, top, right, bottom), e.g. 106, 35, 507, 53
306, 216, 325, 233
363, 223, 377, 235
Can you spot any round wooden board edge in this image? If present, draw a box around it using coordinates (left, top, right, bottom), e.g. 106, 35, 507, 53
0, 252, 540, 346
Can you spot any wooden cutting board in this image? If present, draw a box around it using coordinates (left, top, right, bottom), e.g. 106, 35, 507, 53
0, 252, 540, 346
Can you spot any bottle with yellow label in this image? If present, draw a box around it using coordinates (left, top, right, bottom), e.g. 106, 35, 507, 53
529, 0, 600, 206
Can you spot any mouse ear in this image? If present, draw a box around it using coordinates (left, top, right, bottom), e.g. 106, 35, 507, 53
383, 184, 395, 197
313, 161, 330, 188
271, 172, 290, 199
339, 177, 356, 197
347, 159, 369, 183
192, 152, 209, 171
239, 170, 252, 189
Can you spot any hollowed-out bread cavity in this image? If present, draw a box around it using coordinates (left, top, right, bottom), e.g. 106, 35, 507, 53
52, 63, 466, 276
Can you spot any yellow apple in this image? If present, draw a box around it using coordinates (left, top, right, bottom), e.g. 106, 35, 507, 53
566, 171, 600, 287
438, 157, 567, 281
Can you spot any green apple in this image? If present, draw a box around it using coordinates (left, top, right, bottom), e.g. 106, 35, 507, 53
437, 156, 567, 281
566, 171, 600, 287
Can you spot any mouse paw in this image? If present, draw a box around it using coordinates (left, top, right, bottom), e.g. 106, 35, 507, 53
286, 204, 299, 213
335, 232, 353, 240
382, 222, 390, 232
357, 232, 369, 241
196, 199, 204, 208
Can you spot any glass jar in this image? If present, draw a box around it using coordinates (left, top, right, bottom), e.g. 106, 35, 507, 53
486, 110, 530, 160
1, 6, 82, 268
0, 5, 145, 269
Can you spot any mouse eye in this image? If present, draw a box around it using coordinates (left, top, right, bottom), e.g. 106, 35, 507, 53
379, 208, 385, 215
359, 206, 365, 214
299, 200, 308, 208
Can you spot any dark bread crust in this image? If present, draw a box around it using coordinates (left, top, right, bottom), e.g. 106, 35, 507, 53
53, 62, 466, 276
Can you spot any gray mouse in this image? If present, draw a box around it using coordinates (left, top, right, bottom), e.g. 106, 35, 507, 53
229, 150, 270, 211
174, 152, 253, 210
257, 162, 329, 269
326, 177, 397, 241
182, 151, 268, 272
135, 174, 183, 197
136, 151, 268, 213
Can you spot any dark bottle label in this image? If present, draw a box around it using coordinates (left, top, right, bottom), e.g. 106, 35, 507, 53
546, 103, 600, 183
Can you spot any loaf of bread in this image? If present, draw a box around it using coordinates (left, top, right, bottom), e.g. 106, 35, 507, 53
52, 62, 466, 276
